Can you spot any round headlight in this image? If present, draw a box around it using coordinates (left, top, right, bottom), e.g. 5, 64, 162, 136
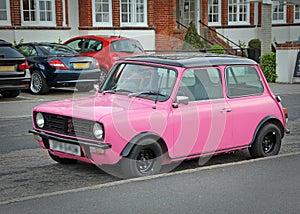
93, 123, 104, 140
35, 112, 45, 128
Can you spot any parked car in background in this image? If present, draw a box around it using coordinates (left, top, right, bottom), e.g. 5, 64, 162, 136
15, 43, 101, 94
0, 40, 30, 98
64, 35, 145, 74
29, 54, 288, 178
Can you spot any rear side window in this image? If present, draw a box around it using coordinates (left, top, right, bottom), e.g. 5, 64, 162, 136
225, 66, 264, 98
110, 40, 144, 53
0, 47, 24, 58
84, 39, 103, 52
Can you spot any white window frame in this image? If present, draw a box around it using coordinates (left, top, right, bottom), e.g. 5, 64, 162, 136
228, 0, 250, 25
294, 5, 300, 23
0, 0, 11, 26
62, 0, 66, 26
21, 0, 56, 26
120, 0, 148, 27
92, 0, 112, 27
208, 0, 221, 26
272, 1, 286, 24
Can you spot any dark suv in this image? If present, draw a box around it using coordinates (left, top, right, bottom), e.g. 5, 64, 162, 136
0, 40, 30, 98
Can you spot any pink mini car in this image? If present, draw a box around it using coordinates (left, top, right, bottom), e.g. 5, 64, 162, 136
30, 54, 288, 178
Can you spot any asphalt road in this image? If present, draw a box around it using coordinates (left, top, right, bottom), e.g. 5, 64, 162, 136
1, 153, 299, 214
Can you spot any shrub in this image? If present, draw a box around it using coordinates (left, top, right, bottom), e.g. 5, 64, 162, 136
209, 44, 225, 54
248, 38, 261, 50
182, 22, 204, 50
259, 52, 277, 83
13, 39, 24, 46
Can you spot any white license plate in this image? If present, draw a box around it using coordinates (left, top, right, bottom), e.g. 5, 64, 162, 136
73, 62, 90, 69
49, 140, 81, 156
0, 65, 15, 72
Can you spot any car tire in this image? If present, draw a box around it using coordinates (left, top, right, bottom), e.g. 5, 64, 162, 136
30, 71, 49, 94
249, 123, 282, 158
121, 139, 163, 178
1, 90, 20, 98
48, 152, 77, 164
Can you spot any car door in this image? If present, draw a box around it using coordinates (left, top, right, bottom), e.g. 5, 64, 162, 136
170, 68, 233, 159
224, 65, 267, 147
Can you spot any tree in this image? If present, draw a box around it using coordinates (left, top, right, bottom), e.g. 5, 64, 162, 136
182, 22, 204, 50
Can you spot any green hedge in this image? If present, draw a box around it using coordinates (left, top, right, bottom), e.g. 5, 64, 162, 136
259, 52, 278, 83
209, 44, 225, 54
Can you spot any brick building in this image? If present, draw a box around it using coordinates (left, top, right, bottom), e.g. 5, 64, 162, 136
1, 0, 300, 51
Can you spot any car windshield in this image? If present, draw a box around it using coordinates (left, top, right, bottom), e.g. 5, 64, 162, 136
100, 63, 177, 101
110, 40, 144, 53
38, 44, 79, 56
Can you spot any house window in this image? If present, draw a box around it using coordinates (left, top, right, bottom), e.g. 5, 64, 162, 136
208, 0, 221, 25
21, 0, 56, 26
120, 0, 147, 26
272, 1, 286, 23
93, 0, 112, 26
295, 5, 300, 22
0, 0, 10, 25
228, 0, 249, 25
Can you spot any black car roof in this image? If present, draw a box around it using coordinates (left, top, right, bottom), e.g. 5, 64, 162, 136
17, 42, 63, 46
0, 40, 12, 47
121, 53, 257, 68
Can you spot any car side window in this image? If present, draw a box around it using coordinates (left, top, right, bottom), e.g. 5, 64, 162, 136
17, 45, 37, 56
225, 66, 264, 98
66, 39, 84, 52
85, 39, 103, 52
177, 68, 223, 101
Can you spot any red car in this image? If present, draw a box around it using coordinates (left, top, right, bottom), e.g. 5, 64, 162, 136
64, 35, 145, 74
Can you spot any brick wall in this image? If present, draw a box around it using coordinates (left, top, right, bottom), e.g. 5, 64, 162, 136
79, 0, 92, 27
56, 0, 63, 26
112, 0, 120, 26
287, 5, 294, 24
276, 41, 300, 50
10, 0, 21, 26
153, 0, 185, 50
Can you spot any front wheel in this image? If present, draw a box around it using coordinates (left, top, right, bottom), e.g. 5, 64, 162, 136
0, 90, 20, 98
121, 139, 163, 178
249, 123, 282, 158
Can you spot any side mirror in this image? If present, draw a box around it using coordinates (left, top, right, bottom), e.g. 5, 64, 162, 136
176, 96, 189, 105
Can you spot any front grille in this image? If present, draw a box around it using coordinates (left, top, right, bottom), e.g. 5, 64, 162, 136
42, 113, 94, 139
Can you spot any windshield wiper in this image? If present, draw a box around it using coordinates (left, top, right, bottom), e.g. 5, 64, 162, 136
128, 90, 166, 98
103, 88, 133, 95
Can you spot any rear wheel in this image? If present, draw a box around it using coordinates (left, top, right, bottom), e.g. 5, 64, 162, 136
48, 152, 77, 164
0, 90, 20, 98
30, 71, 49, 94
121, 139, 163, 178
249, 123, 282, 158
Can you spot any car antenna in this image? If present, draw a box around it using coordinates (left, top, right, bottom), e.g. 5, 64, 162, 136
152, 74, 164, 109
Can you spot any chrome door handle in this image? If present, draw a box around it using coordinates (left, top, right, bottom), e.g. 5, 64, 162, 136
220, 108, 232, 113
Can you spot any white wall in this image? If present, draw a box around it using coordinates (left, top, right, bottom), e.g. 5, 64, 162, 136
216, 26, 300, 48
0, 29, 71, 44
276, 49, 298, 83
